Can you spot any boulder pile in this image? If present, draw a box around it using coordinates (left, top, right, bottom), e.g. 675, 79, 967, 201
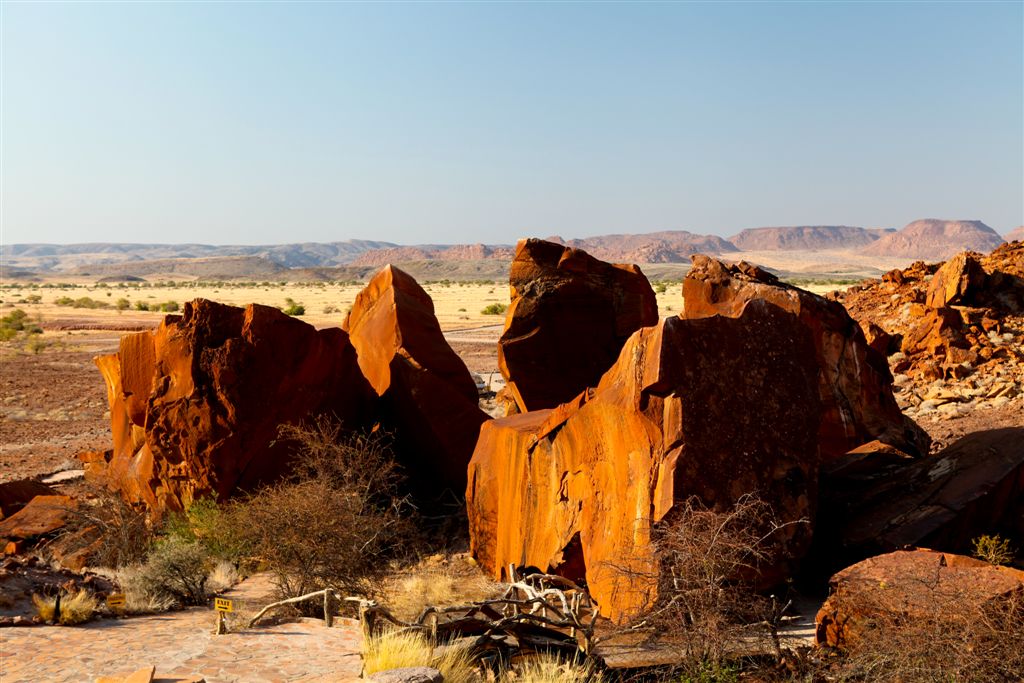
837, 242, 1024, 423
468, 251, 936, 620
88, 266, 487, 513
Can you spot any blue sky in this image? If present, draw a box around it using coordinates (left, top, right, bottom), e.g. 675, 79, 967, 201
2, 1, 1022, 245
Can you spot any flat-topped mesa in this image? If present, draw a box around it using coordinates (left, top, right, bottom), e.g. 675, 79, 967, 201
469, 300, 823, 621
682, 255, 930, 460
343, 265, 489, 496
497, 238, 659, 413
91, 299, 374, 512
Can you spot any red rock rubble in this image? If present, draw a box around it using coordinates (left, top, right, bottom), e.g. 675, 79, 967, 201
837, 242, 1024, 425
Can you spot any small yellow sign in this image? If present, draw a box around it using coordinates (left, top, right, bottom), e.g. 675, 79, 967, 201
214, 598, 234, 613
106, 593, 127, 609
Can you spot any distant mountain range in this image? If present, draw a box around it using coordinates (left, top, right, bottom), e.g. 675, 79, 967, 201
2, 220, 1016, 279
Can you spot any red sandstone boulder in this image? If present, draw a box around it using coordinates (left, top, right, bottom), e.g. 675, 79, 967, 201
815, 549, 1024, 649
0, 480, 56, 520
343, 265, 488, 496
0, 495, 74, 540
683, 255, 929, 459
925, 252, 986, 309
90, 299, 375, 512
497, 239, 658, 413
469, 300, 823, 620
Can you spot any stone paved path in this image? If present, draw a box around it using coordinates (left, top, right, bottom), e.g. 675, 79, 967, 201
0, 574, 364, 682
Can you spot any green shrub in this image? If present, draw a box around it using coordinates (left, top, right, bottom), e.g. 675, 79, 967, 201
160, 301, 180, 312
137, 538, 213, 606
282, 298, 305, 316
972, 534, 1015, 566
135, 301, 149, 311
115, 298, 131, 311
481, 303, 507, 315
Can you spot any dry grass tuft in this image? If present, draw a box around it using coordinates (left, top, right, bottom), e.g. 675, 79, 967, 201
362, 629, 480, 683
507, 654, 603, 683
382, 552, 503, 620
31, 589, 99, 625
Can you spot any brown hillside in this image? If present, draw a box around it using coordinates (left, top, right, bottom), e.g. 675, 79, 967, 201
861, 220, 1004, 260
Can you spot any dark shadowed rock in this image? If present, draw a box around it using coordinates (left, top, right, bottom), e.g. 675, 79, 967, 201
817, 428, 1024, 571
0, 481, 56, 520
497, 239, 658, 413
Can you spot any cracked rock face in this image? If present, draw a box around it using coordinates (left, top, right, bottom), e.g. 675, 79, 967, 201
683, 255, 930, 460
470, 300, 823, 621
91, 266, 488, 513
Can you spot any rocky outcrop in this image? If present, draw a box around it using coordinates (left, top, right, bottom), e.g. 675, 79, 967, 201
815, 549, 1024, 649
816, 428, 1024, 571
861, 219, 1005, 260
838, 243, 1024, 400
497, 239, 659, 413
470, 300, 823, 620
91, 300, 374, 511
91, 266, 486, 513
343, 265, 488, 495
682, 255, 929, 459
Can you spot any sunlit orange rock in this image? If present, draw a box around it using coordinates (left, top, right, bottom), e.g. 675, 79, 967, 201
815, 549, 1024, 649
469, 300, 823, 620
925, 252, 986, 309
91, 300, 374, 512
497, 239, 658, 413
682, 255, 929, 459
343, 265, 488, 496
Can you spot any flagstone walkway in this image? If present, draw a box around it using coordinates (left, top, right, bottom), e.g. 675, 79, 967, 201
0, 575, 364, 683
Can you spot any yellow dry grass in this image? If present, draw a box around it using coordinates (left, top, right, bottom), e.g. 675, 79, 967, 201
381, 552, 503, 621
362, 629, 480, 683
507, 655, 603, 683
0, 280, 512, 332
31, 589, 99, 625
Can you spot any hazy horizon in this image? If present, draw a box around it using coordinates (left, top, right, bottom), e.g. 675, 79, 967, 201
2, 2, 1022, 246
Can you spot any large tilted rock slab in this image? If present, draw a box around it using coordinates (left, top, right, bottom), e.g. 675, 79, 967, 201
682, 255, 929, 459
469, 300, 823, 620
92, 300, 375, 511
497, 238, 658, 413
817, 427, 1024, 571
343, 265, 488, 496
815, 549, 1024, 649
91, 266, 487, 513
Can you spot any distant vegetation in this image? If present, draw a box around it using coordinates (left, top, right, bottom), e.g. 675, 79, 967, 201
481, 303, 507, 315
